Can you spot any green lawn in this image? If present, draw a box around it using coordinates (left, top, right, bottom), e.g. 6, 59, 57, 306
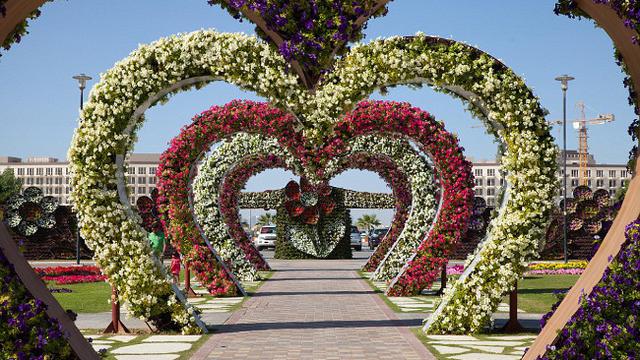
51, 282, 112, 313
51, 269, 274, 314
513, 274, 579, 313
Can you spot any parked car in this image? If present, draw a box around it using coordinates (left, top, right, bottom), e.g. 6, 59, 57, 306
254, 225, 276, 250
368, 227, 389, 250
350, 226, 362, 251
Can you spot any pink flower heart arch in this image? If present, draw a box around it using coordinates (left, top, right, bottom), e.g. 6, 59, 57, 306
157, 100, 472, 298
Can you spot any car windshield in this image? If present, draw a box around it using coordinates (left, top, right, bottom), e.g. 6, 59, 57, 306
260, 227, 276, 234
351, 226, 359, 233
373, 228, 389, 235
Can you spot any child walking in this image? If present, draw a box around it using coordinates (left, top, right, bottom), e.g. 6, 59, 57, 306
170, 252, 181, 286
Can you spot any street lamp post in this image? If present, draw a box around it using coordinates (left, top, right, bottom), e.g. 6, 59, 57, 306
72, 73, 92, 265
555, 74, 574, 264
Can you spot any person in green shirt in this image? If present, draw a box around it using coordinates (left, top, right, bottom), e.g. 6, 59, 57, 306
148, 221, 166, 260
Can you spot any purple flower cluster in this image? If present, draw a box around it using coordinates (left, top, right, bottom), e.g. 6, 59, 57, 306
207, 0, 392, 86
534, 219, 640, 359
0, 248, 75, 358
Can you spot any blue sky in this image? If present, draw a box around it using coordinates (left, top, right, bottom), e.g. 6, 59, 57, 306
0, 1, 634, 225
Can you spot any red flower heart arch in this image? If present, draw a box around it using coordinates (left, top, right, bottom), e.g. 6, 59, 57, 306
157, 100, 473, 297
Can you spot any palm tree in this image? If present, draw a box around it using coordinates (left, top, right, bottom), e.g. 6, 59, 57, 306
356, 214, 381, 233
256, 212, 276, 226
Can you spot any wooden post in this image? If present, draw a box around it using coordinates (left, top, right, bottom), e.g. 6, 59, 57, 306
502, 283, 524, 333
184, 261, 198, 298
0, 224, 99, 359
103, 286, 130, 334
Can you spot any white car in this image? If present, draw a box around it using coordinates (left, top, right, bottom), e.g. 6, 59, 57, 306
350, 226, 362, 251
254, 225, 276, 250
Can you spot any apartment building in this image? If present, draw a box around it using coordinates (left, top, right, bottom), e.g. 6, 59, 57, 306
471, 150, 629, 207
0, 154, 160, 205
0, 150, 630, 207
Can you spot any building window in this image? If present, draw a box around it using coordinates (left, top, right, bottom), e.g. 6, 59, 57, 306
609, 189, 616, 196
609, 170, 616, 177
137, 167, 146, 175
487, 198, 495, 206
127, 167, 135, 174
571, 179, 579, 187
596, 179, 604, 187
65, 178, 69, 184
17, 168, 24, 176
596, 170, 603, 178
621, 180, 627, 187
139, 187, 146, 194
27, 168, 34, 176
149, 167, 157, 175
474, 169, 483, 177
474, 178, 483, 186
46, 168, 53, 176
487, 169, 495, 177
487, 178, 496, 186
36, 168, 43, 176
587, 179, 592, 187
66, 187, 70, 194
56, 168, 63, 176
609, 179, 617, 187
585, 170, 591, 178
621, 170, 628, 178
149, 176, 156, 184
475, 188, 483, 196
138, 177, 146, 184
571, 169, 579, 177
499, 178, 505, 186
487, 188, 495, 196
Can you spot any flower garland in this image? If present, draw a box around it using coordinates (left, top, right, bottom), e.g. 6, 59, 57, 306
0, 247, 75, 358
69, 29, 554, 333
69, 30, 301, 332
157, 104, 293, 297
534, 219, 640, 359
193, 132, 302, 280
325, 134, 438, 283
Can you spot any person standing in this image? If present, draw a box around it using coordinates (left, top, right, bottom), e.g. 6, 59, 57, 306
148, 221, 166, 261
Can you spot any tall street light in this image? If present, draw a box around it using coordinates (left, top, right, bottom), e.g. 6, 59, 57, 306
555, 74, 574, 264
72, 73, 92, 265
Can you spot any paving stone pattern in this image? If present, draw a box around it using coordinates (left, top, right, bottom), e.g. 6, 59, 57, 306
425, 334, 536, 359
85, 334, 201, 359
195, 260, 435, 359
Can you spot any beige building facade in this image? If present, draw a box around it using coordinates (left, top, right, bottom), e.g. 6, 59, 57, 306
0, 150, 630, 207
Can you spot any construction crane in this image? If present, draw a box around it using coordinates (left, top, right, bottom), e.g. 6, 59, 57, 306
549, 101, 615, 185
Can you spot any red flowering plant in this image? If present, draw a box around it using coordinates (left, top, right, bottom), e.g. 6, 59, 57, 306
35, 265, 107, 285
345, 154, 412, 272
156, 101, 302, 295
329, 101, 474, 296
159, 99, 471, 296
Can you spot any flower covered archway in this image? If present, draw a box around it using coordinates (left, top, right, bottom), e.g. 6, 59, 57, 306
13, 2, 637, 355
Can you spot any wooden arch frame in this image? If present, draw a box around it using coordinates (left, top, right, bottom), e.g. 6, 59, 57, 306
1, 0, 639, 357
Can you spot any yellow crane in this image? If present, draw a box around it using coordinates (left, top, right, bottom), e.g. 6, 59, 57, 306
549, 101, 615, 185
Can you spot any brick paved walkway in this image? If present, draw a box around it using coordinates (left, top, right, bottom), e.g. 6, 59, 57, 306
192, 258, 434, 359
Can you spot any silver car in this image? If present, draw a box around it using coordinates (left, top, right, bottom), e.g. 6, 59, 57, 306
350, 226, 362, 251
